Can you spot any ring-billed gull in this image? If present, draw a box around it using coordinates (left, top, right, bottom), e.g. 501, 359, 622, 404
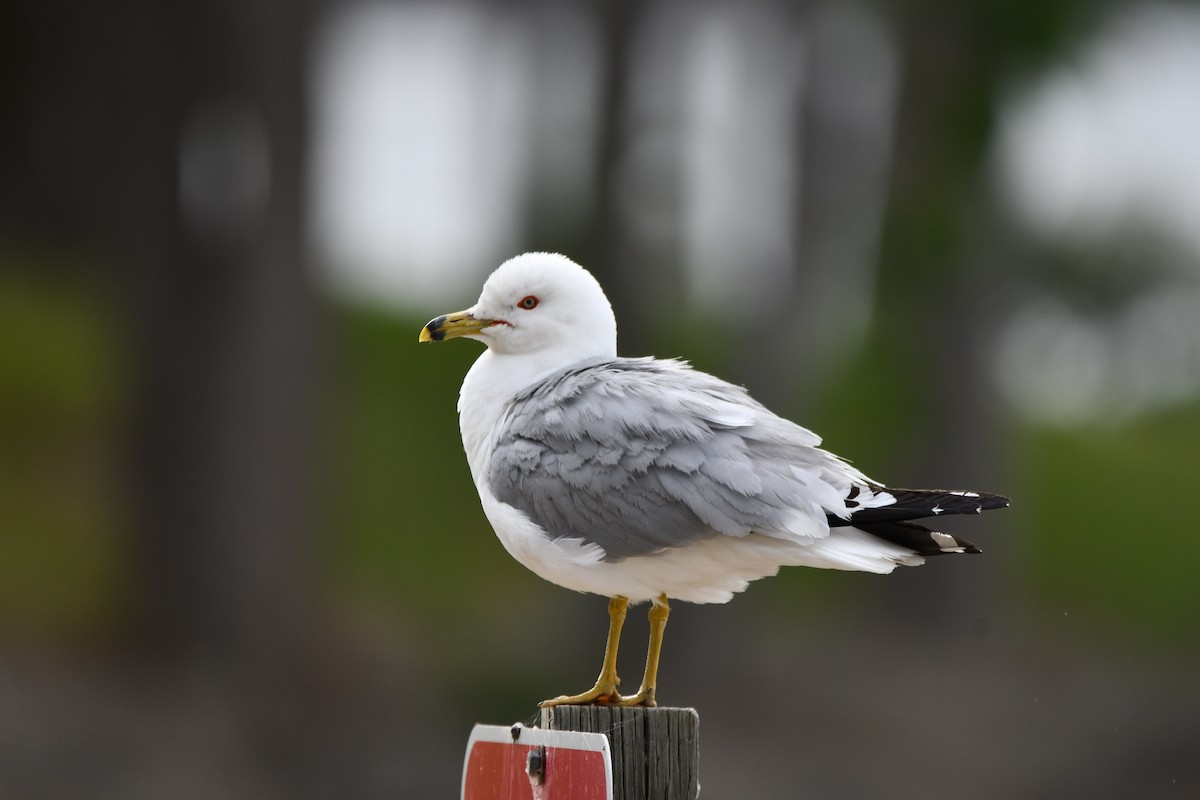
420, 252, 1008, 707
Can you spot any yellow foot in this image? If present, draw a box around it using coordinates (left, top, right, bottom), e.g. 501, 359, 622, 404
539, 678, 622, 708
615, 687, 656, 708
541, 596, 630, 708
610, 595, 668, 708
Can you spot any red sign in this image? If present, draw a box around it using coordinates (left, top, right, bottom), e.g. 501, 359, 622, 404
462, 723, 612, 800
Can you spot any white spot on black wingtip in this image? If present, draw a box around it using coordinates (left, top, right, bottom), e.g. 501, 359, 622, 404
950, 490, 980, 497
932, 505, 943, 515
975, 505, 982, 514
930, 531, 965, 553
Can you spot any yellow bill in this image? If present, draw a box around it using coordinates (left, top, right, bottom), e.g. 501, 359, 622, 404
419, 310, 501, 342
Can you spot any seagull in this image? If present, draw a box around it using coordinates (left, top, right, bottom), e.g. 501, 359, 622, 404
420, 252, 1008, 708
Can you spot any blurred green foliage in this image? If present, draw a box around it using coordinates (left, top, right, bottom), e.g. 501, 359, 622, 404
325, 303, 533, 630
0, 261, 127, 637
1020, 408, 1200, 642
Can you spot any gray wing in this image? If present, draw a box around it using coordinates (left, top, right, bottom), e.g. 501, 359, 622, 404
486, 357, 861, 560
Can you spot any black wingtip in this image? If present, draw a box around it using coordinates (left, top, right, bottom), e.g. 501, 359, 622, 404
855, 520, 983, 557
979, 492, 1011, 510
944, 490, 1010, 512
831, 488, 1011, 528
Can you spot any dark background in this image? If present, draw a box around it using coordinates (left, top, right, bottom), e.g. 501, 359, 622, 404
3, 0, 1199, 797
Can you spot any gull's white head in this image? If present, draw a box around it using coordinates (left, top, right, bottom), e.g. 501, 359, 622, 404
420, 253, 617, 364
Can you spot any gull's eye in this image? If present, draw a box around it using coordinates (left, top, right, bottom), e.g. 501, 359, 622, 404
517, 295, 540, 310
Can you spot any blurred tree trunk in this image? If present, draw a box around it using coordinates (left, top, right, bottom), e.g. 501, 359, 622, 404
734, 2, 897, 412
867, 2, 1072, 624
114, 0, 317, 674
868, 10, 1002, 625
519, 1, 596, 266
580, 0, 642, 351
0, 1, 116, 244
580, 0, 687, 357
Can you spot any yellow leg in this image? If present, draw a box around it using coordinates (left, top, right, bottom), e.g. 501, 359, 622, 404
540, 596, 629, 707
618, 594, 670, 708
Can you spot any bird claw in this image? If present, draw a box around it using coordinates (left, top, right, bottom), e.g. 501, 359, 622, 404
539, 682, 622, 708
615, 687, 656, 707
539, 682, 657, 708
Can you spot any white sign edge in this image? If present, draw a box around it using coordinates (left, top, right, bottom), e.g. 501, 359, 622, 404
461, 723, 614, 800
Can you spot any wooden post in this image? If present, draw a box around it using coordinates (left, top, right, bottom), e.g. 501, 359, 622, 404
540, 706, 700, 800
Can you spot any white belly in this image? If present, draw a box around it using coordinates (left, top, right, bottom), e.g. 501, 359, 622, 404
477, 482, 920, 605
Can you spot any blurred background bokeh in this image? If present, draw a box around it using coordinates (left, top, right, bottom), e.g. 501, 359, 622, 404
3, 0, 1199, 797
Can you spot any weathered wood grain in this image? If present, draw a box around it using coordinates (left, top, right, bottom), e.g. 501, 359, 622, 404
540, 706, 700, 800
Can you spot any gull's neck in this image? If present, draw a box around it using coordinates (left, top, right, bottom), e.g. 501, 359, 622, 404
458, 346, 609, 484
